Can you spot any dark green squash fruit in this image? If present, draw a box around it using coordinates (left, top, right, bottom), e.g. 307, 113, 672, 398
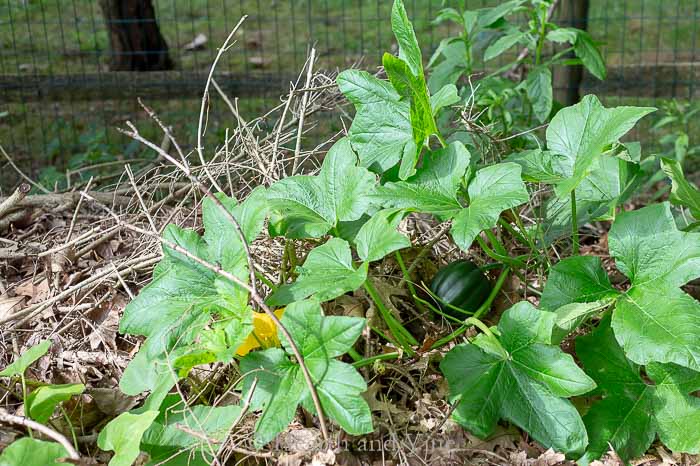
429, 260, 491, 318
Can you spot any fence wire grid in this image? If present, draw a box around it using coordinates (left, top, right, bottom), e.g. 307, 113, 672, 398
0, 0, 698, 189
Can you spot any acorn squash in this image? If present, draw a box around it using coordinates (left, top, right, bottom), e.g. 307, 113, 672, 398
429, 260, 491, 318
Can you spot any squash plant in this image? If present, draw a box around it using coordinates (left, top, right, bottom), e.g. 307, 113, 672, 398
4, 1, 697, 464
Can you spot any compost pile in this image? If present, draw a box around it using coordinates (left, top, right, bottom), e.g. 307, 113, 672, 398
1, 2, 700, 465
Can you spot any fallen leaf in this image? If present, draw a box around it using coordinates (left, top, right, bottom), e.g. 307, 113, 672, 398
0, 295, 25, 321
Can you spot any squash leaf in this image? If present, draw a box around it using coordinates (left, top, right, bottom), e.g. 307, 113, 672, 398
354, 208, 411, 262
141, 401, 242, 465
266, 138, 375, 238
546, 95, 654, 197
240, 299, 372, 447
609, 202, 700, 370
97, 411, 160, 466
441, 302, 595, 455
450, 162, 528, 251
26, 383, 85, 424
661, 157, 700, 219
0, 340, 50, 378
374, 141, 470, 217
337, 70, 413, 174
267, 238, 368, 306
118, 188, 266, 395
577, 315, 700, 464
0, 438, 69, 466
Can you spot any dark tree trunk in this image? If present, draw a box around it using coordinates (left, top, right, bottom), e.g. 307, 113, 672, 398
99, 0, 174, 71
553, 0, 590, 106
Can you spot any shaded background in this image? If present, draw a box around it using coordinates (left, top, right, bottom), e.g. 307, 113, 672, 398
1, 0, 698, 190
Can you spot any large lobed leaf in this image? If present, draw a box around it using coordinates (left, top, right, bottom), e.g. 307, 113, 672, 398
240, 300, 372, 447
118, 189, 267, 395
546, 95, 654, 196
451, 162, 529, 251
576, 316, 700, 464
609, 202, 700, 371
441, 302, 595, 455
267, 138, 375, 238
376, 142, 529, 252
267, 238, 368, 306
541, 202, 700, 372
0, 438, 69, 466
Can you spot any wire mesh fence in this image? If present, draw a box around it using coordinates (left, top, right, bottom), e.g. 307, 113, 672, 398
1, 0, 698, 188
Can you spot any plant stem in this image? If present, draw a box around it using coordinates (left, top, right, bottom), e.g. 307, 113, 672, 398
571, 190, 580, 255
476, 236, 527, 269
352, 352, 401, 369
347, 348, 363, 362
255, 271, 276, 291
413, 294, 469, 324
475, 266, 509, 319
20, 374, 31, 438
364, 279, 418, 354
395, 251, 426, 313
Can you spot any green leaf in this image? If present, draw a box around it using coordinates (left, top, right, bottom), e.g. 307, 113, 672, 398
382, 53, 435, 179
267, 238, 368, 306
430, 84, 460, 116
433, 7, 463, 26
241, 300, 371, 447
354, 208, 411, 262
0, 438, 69, 466
546, 27, 578, 45
540, 256, 618, 311
577, 316, 700, 463
506, 150, 565, 184
609, 203, 700, 370
141, 403, 242, 464
98, 410, 160, 466
390, 0, 423, 79
576, 316, 656, 463
550, 301, 610, 344
427, 39, 467, 93
119, 189, 265, 395
477, 0, 525, 28
441, 302, 594, 455
451, 162, 528, 251
526, 66, 553, 123
374, 141, 470, 218
337, 70, 412, 174
26, 383, 85, 424
267, 138, 375, 238
661, 157, 700, 219
546, 95, 654, 197
649, 363, 700, 454
573, 30, 606, 80
484, 31, 526, 61
0, 340, 50, 378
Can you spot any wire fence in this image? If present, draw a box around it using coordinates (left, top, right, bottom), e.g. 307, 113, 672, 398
1, 0, 698, 187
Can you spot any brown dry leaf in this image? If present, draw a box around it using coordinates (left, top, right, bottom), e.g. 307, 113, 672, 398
310, 449, 335, 466
533, 449, 566, 465
332, 294, 365, 318
86, 294, 124, 350
87, 387, 138, 416
0, 295, 25, 321
363, 382, 402, 416
278, 428, 322, 453
15, 278, 50, 304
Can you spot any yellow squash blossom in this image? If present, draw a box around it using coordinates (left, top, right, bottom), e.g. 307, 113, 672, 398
236, 308, 285, 356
